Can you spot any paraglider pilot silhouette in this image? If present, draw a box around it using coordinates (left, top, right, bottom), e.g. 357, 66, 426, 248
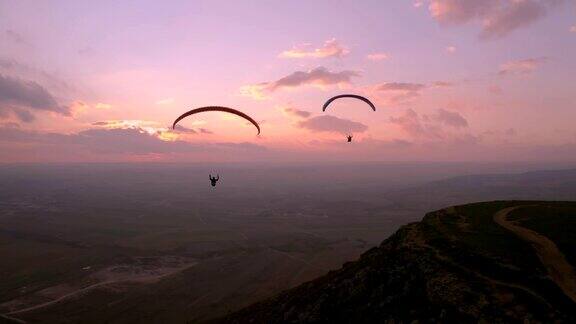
322, 94, 375, 144
172, 106, 261, 188
209, 174, 219, 187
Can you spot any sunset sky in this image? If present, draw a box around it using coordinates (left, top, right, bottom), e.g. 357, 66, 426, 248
1, 0, 575, 162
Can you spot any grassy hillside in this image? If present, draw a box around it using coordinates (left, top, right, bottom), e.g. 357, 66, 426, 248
220, 201, 576, 323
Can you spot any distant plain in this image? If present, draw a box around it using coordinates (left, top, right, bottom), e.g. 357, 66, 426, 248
1, 162, 575, 322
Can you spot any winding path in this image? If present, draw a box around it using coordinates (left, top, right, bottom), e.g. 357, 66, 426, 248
494, 206, 576, 303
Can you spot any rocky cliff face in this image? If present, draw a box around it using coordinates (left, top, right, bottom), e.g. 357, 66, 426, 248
219, 201, 576, 323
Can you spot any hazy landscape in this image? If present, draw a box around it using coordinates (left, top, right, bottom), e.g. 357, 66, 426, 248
2, 162, 576, 323
1, 0, 576, 322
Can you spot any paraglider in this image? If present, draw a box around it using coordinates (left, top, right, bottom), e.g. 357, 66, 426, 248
322, 94, 376, 112
173, 106, 259, 188
322, 95, 376, 142
172, 106, 261, 135
209, 174, 219, 187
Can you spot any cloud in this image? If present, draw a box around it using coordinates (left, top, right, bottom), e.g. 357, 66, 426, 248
0, 106, 35, 123
0, 125, 267, 160
91, 120, 213, 142
368, 80, 455, 105
429, 0, 499, 24
0, 74, 69, 114
390, 109, 439, 139
90, 120, 163, 136
155, 98, 174, 105
427, 0, 564, 39
431, 81, 453, 87
95, 103, 112, 109
282, 104, 366, 135
73, 128, 192, 154
433, 108, 468, 128
480, 0, 550, 39
240, 67, 360, 99
0, 58, 74, 93
270, 67, 359, 90
378, 82, 427, 92
279, 38, 349, 59
375, 82, 427, 103
282, 106, 312, 119
297, 115, 368, 134
12, 108, 35, 122
366, 53, 390, 61
390, 108, 470, 140
498, 57, 547, 76
5, 30, 25, 44
171, 125, 213, 135
173, 124, 197, 134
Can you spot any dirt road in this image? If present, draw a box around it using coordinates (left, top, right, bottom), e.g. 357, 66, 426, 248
494, 206, 576, 303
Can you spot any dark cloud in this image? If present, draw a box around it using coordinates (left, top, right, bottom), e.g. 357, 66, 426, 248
0, 58, 73, 92
428, 0, 563, 39
371, 80, 456, 105
297, 115, 368, 134
0, 58, 17, 70
0, 106, 36, 123
0, 74, 69, 115
0, 126, 267, 156
433, 109, 468, 128
5, 30, 25, 44
376, 82, 427, 103
241, 67, 360, 99
390, 108, 470, 140
75, 128, 197, 154
271, 67, 359, 90
480, 0, 549, 39
12, 108, 35, 123
173, 124, 197, 134
390, 109, 439, 139
171, 125, 213, 135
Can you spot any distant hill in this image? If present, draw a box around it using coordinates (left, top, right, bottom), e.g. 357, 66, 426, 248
219, 201, 576, 323
385, 168, 576, 211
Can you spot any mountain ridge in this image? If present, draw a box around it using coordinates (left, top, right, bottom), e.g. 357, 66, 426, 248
219, 201, 576, 323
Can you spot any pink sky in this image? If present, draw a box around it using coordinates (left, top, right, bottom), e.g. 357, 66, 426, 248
0, 0, 575, 162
